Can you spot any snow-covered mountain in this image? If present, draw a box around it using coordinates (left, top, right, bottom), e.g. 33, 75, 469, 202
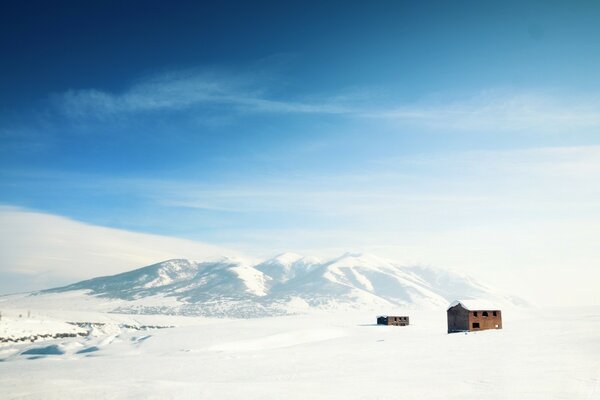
27, 253, 522, 317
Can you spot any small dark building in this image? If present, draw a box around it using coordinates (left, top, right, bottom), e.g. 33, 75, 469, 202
447, 300, 502, 333
377, 315, 409, 326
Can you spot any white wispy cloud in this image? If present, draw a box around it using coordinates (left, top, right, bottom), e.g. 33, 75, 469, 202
365, 90, 600, 132
55, 69, 600, 133
7, 145, 599, 219
58, 70, 352, 118
131, 145, 600, 221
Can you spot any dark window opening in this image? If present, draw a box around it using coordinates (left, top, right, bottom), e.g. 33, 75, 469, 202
482, 311, 488, 317
472, 322, 480, 329
493, 311, 497, 317
473, 311, 478, 317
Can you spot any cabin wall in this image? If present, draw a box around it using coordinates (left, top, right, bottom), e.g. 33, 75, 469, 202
468, 310, 502, 331
388, 316, 409, 326
377, 316, 409, 326
447, 305, 469, 333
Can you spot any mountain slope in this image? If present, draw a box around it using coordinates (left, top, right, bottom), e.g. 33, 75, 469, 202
32, 253, 522, 317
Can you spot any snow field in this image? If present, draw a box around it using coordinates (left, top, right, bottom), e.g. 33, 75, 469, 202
0, 306, 598, 399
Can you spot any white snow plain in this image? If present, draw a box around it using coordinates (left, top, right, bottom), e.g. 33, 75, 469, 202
1, 306, 598, 399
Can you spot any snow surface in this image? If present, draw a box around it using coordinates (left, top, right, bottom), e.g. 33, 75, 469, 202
0, 315, 86, 341
0, 306, 598, 399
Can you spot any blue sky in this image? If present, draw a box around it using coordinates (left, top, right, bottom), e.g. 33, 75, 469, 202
1, 1, 600, 304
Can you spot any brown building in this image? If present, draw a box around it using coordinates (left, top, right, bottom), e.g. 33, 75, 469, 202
447, 300, 502, 333
377, 315, 409, 326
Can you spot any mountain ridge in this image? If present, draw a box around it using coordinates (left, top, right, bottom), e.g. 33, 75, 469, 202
35, 252, 524, 317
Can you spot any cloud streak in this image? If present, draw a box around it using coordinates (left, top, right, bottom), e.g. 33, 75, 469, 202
134, 145, 600, 221
366, 90, 600, 132
54, 69, 600, 133
58, 70, 351, 119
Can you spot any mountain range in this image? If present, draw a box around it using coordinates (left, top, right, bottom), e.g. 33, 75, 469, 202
30, 252, 524, 317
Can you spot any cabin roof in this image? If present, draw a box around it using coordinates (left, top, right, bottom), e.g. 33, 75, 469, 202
448, 299, 500, 311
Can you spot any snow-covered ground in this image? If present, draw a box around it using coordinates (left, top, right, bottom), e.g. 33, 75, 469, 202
1, 306, 598, 399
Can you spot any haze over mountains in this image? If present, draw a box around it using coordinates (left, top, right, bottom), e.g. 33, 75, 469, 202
13, 253, 525, 318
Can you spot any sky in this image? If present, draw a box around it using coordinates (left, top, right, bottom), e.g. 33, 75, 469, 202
1, 1, 599, 305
